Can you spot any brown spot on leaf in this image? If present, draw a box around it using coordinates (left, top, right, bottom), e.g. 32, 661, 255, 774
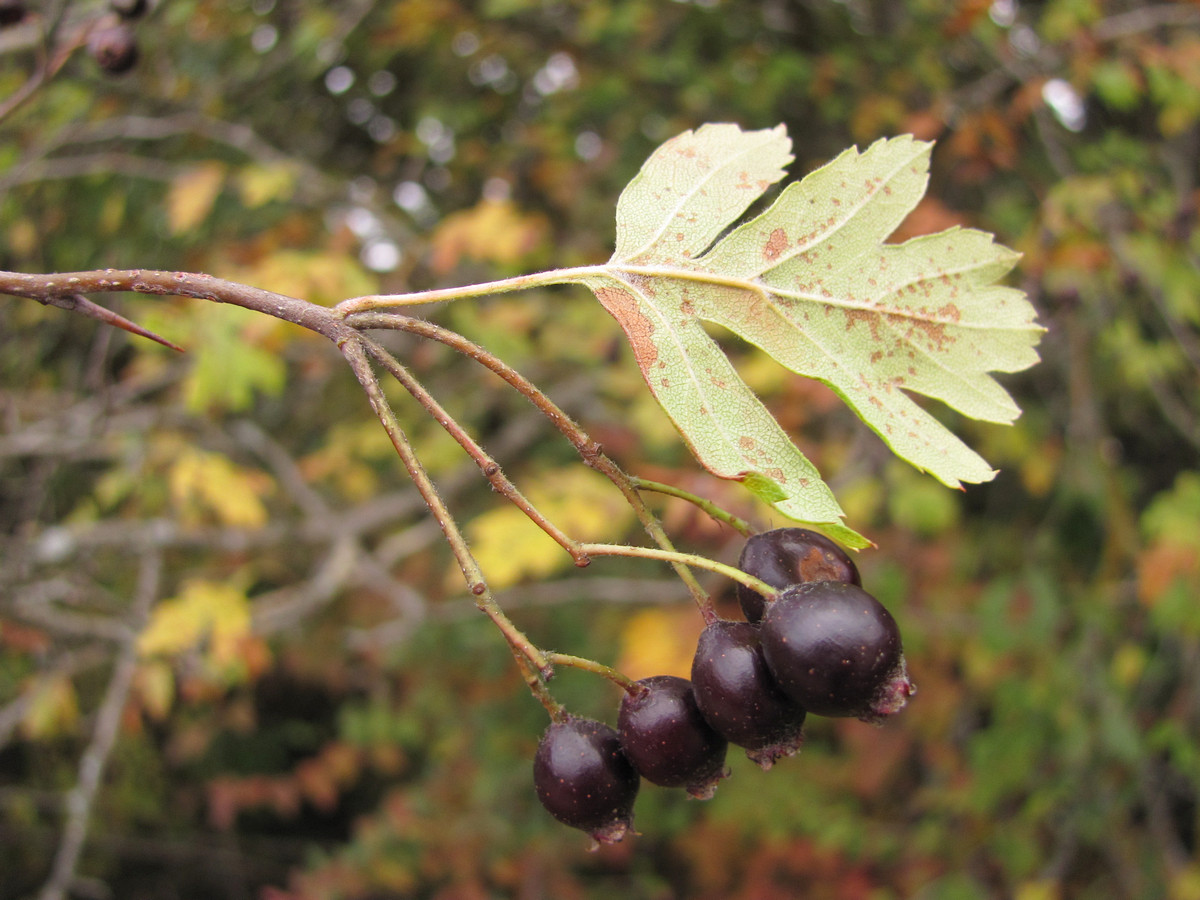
844, 307, 883, 342
595, 286, 657, 371
893, 312, 955, 353
763, 227, 789, 262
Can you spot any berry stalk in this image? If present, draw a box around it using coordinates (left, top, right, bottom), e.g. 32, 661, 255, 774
578, 541, 779, 621
360, 334, 588, 565
547, 652, 639, 693
346, 310, 721, 618
341, 338, 552, 678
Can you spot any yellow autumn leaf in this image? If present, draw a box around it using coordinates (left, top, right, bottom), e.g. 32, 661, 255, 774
237, 162, 297, 208
1169, 865, 1200, 900
168, 447, 272, 528
615, 607, 704, 681
429, 199, 548, 274
20, 672, 80, 740
133, 659, 176, 720
8, 217, 37, 256
1014, 881, 1061, 900
137, 580, 251, 659
457, 467, 635, 591
167, 162, 226, 234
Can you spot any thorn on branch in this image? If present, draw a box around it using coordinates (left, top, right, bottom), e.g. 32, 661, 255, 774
36, 293, 185, 352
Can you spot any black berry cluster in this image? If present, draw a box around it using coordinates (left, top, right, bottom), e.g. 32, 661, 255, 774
532, 527, 915, 842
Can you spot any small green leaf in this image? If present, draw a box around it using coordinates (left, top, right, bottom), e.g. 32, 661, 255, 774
589, 123, 1043, 544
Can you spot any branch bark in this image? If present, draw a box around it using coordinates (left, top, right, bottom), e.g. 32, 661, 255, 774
37, 550, 162, 900
0, 269, 351, 344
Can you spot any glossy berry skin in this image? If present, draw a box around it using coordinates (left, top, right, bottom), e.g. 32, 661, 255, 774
690, 620, 807, 770
737, 527, 861, 623
533, 716, 639, 844
760, 581, 914, 722
617, 675, 728, 798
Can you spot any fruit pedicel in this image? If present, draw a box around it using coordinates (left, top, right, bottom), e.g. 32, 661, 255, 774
533, 527, 915, 843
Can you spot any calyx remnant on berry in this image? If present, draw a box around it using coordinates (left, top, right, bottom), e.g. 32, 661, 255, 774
533, 716, 639, 845
760, 581, 914, 722
691, 620, 807, 770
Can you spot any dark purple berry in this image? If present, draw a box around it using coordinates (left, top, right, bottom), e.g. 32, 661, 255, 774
760, 581, 914, 723
690, 620, 807, 770
0, 0, 27, 28
617, 675, 728, 799
110, 0, 149, 19
737, 527, 861, 623
88, 23, 139, 75
533, 716, 639, 844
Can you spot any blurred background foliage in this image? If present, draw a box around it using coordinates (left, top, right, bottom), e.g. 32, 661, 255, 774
1, 0, 1199, 898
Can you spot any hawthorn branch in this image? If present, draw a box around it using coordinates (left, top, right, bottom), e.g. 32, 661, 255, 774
37, 549, 162, 900
348, 311, 718, 616
0, 269, 349, 344
0, 266, 735, 699
0, 6, 76, 124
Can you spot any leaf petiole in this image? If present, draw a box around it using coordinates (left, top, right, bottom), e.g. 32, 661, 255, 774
631, 477, 755, 537
335, 265, 602, 316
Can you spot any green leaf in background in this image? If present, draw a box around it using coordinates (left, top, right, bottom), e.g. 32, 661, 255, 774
586, 124, 1043, 545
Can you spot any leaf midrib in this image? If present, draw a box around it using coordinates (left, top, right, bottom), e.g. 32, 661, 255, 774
606, 263, 1014, 330
724, 139, 928, 280
621, 128, 787, 263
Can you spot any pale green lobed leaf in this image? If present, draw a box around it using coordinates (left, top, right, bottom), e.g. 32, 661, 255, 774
586, 275, 864, 546
613, 123, 792, 265
592, 123, 1044, 543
